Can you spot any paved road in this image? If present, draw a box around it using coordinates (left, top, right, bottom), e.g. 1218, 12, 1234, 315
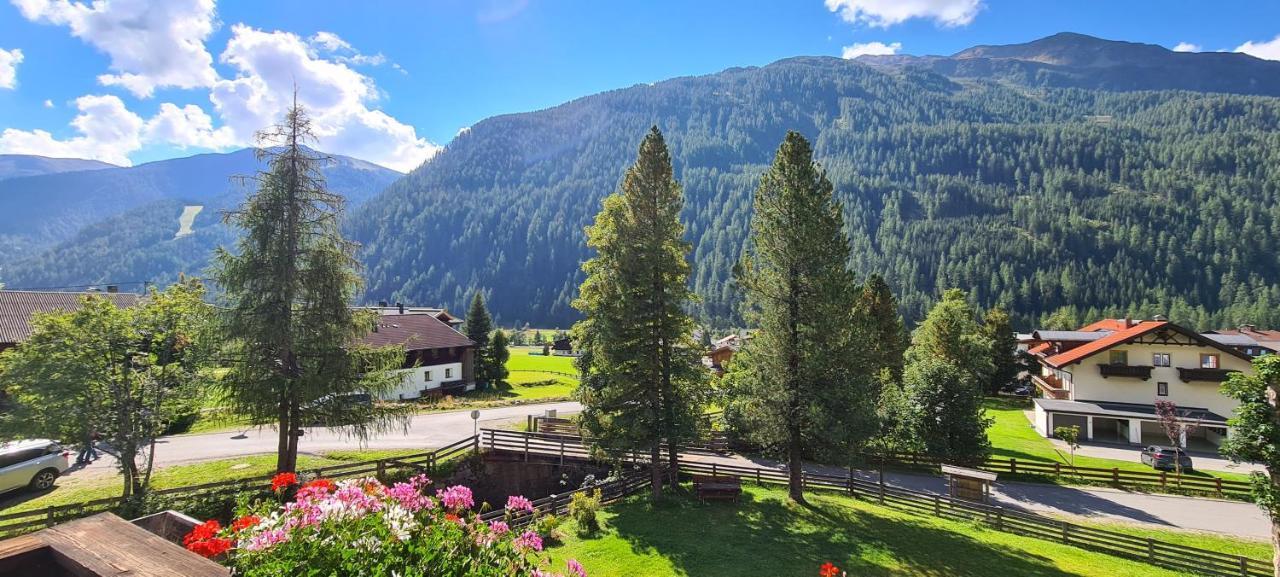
65, 399, 1269, 540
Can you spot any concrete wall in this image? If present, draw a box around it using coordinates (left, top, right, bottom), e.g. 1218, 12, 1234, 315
382, 362, 464, 401
1064, 340, 1250, 417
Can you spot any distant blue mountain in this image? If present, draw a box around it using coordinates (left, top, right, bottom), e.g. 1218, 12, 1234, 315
0, 154, 117, 181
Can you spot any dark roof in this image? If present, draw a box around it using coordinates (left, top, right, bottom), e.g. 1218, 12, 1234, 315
1038, 319, 1252, 368
358, 313, 473, 351
0, 290, 142, 344
552, 337, 572, 350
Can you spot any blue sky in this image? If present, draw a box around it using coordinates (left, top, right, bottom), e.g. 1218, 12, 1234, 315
1, 0, 1278, 171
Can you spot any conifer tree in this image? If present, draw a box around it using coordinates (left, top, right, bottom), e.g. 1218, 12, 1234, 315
983, 307, 1019, 395
896, 289, 993, 465
573, 126, 706, 499
856, 274, 907, 380
466, 292, 496, 388
491, 330, 511, 387
1220, 355, 1280, 575
212, 101, 409, 474
725, 131, 875, 502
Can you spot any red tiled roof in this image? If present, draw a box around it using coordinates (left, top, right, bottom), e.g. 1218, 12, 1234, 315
1028, 342, 1052, 355
357, 313, 473, 351
1043, 321, 1166, 368
1076, 319, 1129, 332
0, 290, 142, 345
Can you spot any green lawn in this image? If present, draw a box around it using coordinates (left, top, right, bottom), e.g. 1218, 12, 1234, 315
984, 397, 1249, 483
507, 346, 578, 373
545, 484, 1198, 577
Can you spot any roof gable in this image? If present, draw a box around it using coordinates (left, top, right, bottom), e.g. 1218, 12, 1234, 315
0, 290, 141, 344
357, 313, 474, 351
1042, 319, 1253, 368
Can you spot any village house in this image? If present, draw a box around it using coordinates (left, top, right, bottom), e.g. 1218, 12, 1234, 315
358, 310, 476, 401
1026, 317, 1254, 449
1203, 324, 1280, 358
703, 333, 746, 374
0, 288, 141, 353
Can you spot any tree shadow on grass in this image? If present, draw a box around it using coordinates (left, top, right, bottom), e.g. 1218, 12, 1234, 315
601, 488, 1089, 577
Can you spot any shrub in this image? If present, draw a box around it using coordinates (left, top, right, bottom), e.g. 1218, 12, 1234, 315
568, 489, 601, 535
183, 475, 587, 577
529, 512, 565, 545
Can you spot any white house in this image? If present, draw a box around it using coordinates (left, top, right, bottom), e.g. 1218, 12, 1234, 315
358, 312, 476, 401
1026, 318, 1254, 448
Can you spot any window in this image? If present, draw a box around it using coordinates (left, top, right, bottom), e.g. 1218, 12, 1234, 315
423, 370, 432, 381
1109, 350, 1128, 365
445, 368, 453, 379
1152, 353, 1170, 367
1157, 382, 1168, 396
1200, 354, 1219, 369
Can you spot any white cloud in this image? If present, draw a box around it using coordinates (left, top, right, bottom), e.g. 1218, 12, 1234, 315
0, 48, 23, 89
43, 99, 53, 108
309, 31, 389, 67
13, 0, 218, 98
825, 0, 982, 28
842, 41, 902, 59
0, 94, 142, 165
144, 103, 237, 150
1172, 42, 1201, 53
1235, 35, 1280, 61
210, 25, 439, 172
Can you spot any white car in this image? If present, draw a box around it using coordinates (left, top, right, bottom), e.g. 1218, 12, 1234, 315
0, 439, 72, 494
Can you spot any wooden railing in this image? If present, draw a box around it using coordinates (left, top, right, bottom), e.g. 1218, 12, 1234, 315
0, 435, 482, 538
476, 472, 651, 528
482, 429, 1270, 577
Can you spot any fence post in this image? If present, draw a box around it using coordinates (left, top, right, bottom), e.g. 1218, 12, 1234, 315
994, 507, 1003, 531
1217, 478, 1224, 496
1146, 538, 1155, 562
524, 434, 530, 462
559, 438, 565, 466
45, 506, 55, 528
878, 469, 886, 505
712, 462, 718, 477
376, 460, 386, 480
1061, 521, 1070, 545
846, 471, 854, 496
1010, 458, 1017, 475
1112, 468, 1119, 485
756, 468, 761, 485
1239, 555, 1249, 577
1054, 462, 1061, 477
933, 495, 941, 516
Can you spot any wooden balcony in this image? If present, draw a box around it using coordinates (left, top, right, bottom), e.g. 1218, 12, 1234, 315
1177, 367, 1237, 383
1098, 364, 1153, 380
1031, 373, 1069, 399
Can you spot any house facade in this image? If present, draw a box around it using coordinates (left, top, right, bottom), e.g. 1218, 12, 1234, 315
357, 312, 476, 401
1027, 318, 1254, 448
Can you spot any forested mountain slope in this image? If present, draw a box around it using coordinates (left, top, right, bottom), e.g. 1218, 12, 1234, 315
0, 155, 117, 181
353, 36, 1280, 330
0, 149, 400, 290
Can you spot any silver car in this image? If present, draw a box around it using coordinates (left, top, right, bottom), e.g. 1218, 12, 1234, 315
0, 439, 72, 493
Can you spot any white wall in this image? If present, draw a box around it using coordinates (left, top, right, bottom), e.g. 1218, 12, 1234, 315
381, 362, 464, 401
1066, 341, 1250, 417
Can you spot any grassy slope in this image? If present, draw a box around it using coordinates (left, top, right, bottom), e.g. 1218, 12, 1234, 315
546, 484, 1198, 577
984, 397, 1250, 483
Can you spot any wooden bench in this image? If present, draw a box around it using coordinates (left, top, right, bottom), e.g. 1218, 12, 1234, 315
692, 474, 741, 502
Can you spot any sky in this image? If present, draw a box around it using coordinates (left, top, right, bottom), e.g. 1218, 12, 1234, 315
0, 0, 1278, 172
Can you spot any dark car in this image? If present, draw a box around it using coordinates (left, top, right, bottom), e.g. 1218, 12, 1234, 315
1140, 445, 1194, 471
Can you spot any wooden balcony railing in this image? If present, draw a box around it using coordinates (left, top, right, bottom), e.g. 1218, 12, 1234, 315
1031, 373, 1069, 399
1177, 367, 1237, 383
1098, 364, 1153, 380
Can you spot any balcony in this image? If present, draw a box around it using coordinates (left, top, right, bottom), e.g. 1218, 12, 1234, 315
1097, 364, 1153, 380
1177, 367, 1237, 383
1032, 373, 1070, 399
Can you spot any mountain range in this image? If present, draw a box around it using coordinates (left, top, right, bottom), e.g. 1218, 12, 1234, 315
4, 33, 1280, 330
0, 155, 117, 181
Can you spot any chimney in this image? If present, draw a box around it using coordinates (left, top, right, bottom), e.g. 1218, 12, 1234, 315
106, 285, 119, 293
397, 302, 405, 315
1123, 314, 1132, 328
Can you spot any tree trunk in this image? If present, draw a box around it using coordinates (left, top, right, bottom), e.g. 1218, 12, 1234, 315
276, 388, 291, 472
786, 265, 805, 503
650, 444, 663, 500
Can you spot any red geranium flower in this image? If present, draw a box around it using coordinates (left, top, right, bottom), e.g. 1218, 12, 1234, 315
819, 562, 841, 577
187, 536, 233, 558
271, 472, 298, 492
230, 514, 261, 532
183, 519, 222, 546
301, 478, 335, 492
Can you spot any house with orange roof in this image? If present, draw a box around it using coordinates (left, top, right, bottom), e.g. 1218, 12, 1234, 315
1025, 317, 1254, 448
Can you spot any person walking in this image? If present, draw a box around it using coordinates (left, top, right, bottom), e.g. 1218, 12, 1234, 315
76, 430, 100, 465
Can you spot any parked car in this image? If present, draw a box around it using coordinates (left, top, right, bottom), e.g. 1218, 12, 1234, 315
1140, 445, 1194, 471
0, 439, 72, 494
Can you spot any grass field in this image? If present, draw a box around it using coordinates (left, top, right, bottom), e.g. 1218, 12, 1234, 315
545, 484, 1202, 577
984, 397, 1250, 483
0, 448, 431, 515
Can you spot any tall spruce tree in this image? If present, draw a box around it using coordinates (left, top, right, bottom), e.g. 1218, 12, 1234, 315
573, 126, 706, 499
983, 307, 1019, 395
856, 274, 907, 380
491, 330, 511, 387
212, 101, 409, 473
466, 292, 496, 388
725, 131, 875, 502
897, 289, 994, 465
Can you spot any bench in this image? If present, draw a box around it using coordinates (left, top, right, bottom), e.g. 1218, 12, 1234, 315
692, 474, 741, 502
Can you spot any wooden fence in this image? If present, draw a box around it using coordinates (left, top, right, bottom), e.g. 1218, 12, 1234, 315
481, 428, 1270, 577
873, 451, 1254, 499
0, 434, 481, 538
477, 472, 652, 528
